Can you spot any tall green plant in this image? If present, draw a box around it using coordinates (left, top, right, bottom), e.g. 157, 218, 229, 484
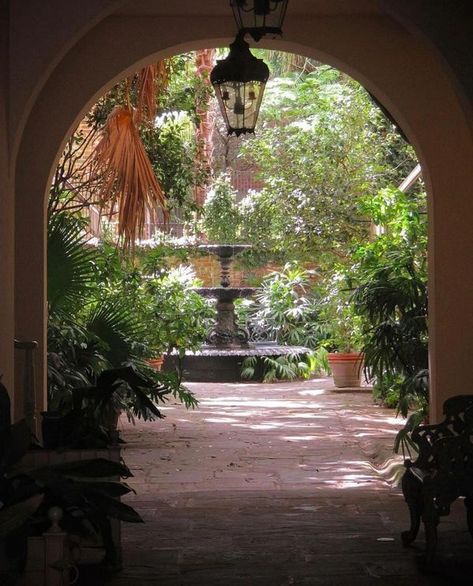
238, 264, 323, 381
352, 248, 428, 415
47, 214, 145, 405
144, 265, 215, 357
47, 213, 97, 315
351, 187, 428, 433
318, 269, 363, 353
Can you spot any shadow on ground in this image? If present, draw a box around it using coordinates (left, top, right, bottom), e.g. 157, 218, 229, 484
78, 379, 473, 585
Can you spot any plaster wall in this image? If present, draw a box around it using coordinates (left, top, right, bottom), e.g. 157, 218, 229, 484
8, 0, 123, 158
382, 0, 473, 120
0, 3, 14, 400
7, 3, 473, 422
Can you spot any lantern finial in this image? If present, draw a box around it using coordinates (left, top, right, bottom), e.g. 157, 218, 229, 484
230, 0, 289, 42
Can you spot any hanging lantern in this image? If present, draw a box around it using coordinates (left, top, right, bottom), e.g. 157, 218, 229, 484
211, 33, 269, 136
230, 0, 289, 41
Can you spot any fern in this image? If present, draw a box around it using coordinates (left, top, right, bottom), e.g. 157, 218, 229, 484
241, 356, 258, 380
241, 352, 311, 382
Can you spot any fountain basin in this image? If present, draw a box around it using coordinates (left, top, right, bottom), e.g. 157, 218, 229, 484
193, 287, 256, 300
198, 244, 251, 258
163, 343, 311, 382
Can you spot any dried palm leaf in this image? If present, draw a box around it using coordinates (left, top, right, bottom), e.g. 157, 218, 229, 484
155, 60, 169, 102
136, 61, 169, 124
90, 105, 167, 247
136, 64, 157, 124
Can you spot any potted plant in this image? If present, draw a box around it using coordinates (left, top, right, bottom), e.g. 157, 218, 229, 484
327, 349, 364, 389
42, 365, 194, 449
320, 272, 364, 388
0, 380, 143, 580
148, 356, 165, 371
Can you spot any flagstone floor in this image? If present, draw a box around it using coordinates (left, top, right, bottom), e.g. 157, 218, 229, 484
86, 378, 473, 585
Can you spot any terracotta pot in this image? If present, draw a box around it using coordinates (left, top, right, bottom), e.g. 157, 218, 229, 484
148, 356, 164, 371
327, 352, 364, 388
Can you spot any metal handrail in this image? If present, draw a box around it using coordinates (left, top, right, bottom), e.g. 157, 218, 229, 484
14, 339, 38, 433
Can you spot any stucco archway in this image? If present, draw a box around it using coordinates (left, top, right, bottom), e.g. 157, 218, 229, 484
12, 10, 473, 422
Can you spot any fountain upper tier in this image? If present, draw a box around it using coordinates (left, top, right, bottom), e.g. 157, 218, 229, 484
199, 244, 251, 289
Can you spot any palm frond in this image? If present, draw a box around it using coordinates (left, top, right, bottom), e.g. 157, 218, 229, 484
136, 61, 169, 123
128, 386, 163, 420
89, 105, 167, 247
241, 356, 258, 380
47, 212, 97, 314
86, 297, 144, 366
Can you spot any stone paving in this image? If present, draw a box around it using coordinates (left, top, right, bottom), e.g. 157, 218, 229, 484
93, 378, 473, 585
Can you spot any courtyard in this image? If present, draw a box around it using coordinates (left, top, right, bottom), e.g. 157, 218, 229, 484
3, 5, 473, 585
87, 379, 473, 585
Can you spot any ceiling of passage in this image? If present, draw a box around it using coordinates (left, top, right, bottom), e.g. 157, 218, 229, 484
117, 0, 381, 18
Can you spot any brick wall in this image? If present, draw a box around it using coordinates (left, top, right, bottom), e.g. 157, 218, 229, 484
168, 254, 317, 287
164, 253, 274, 287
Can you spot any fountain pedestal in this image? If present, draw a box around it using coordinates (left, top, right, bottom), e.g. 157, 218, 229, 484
193, 287, 255, 347
214, 297, 240, 345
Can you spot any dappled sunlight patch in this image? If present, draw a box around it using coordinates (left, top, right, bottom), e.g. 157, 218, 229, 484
122, 381, 402, 496
281, 435, 323, 442
316, 475, 382, 489
299, 460, 351, 467
329, 461, 374, 472
354, 429, 399, 437
201, 409, 261, 417
280, 423, 327, 429
200, 397, 326, 410
297, 389, 327, 397
341, 413, 405, 427
204, 417, 240, 423
385, 416, 406, 426
202, 411, 331, 424
234, 422, 280, 430
232, 418, 327, 429
277, 413, 330, 419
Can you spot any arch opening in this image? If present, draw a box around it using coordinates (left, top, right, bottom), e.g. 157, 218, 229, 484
13, 12, 473, 424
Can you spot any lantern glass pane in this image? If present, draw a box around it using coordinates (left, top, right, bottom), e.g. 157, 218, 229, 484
215, 80, 265, 135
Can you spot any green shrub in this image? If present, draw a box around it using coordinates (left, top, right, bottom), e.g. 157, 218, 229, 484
47, 212, 205, 419
238, 262, 323, 349
241, 352, 313, 383
145, 265, 215, 356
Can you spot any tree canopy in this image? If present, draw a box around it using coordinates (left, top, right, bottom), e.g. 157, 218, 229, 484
235, 65, 417, 266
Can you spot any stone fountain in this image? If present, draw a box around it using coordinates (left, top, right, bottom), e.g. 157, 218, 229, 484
165, 244, 310, 382
193, 244, 254, 348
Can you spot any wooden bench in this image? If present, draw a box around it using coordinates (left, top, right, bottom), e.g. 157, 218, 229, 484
401, 395, 473, 566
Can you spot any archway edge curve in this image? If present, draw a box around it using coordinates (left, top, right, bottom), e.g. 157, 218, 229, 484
14, 13, 473, 421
